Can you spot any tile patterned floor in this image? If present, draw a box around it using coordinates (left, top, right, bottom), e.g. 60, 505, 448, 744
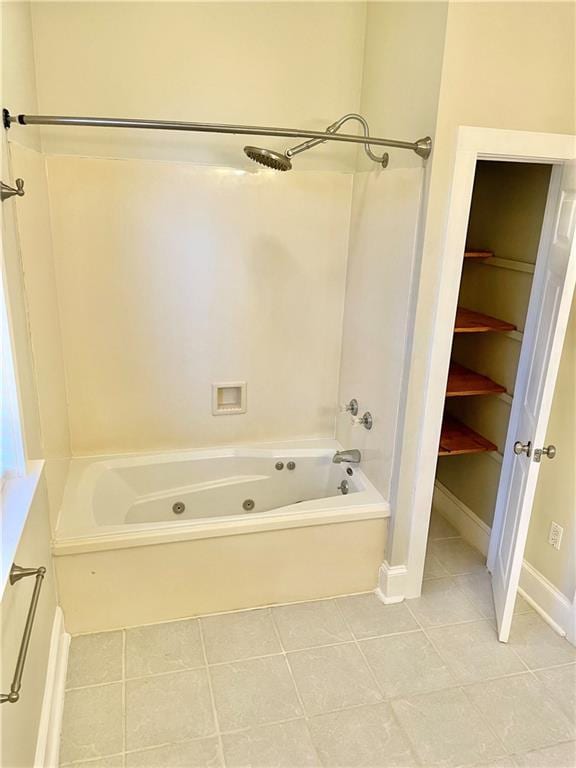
59, 511, 576, 767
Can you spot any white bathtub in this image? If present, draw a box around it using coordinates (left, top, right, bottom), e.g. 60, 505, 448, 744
55, 441, 388, 551
53, 441, 390, 632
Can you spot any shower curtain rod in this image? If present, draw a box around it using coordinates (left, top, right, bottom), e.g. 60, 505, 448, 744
2, 109, 432, 158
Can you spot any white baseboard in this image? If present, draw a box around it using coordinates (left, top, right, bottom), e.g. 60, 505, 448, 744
376, 561, 408, 603
35, 607, 70, 768
518, 561, 573, 640
432, 481, 490, 556
433, 480, 574, 643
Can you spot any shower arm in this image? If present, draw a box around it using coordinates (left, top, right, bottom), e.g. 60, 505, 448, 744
286, 113, 390, 167
2, 109, 432, 160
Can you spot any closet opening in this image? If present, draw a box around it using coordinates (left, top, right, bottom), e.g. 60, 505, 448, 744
427, 159, 556, 631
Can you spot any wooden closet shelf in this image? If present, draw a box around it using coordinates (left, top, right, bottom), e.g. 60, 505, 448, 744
447, 361, 506, 397
455, 307, 516, 333
439, 415, 498, 456
464, 250, 493, 259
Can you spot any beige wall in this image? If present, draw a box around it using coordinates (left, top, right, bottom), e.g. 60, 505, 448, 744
1, 479, 58, 768
1, 1, 40, 151
390, 1, 576, 592
1, 4, 61, 765
31, 2, 366, 171
526, 298, 575, 598
9, 143, 71, 519
2, 0, 71, 517
337, 2, 447, 497
47, 156, 351, 455
357, 2, 448, 171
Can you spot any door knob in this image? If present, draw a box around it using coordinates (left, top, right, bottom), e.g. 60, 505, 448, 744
513, 441, 532, 457
533, 445, 556, 462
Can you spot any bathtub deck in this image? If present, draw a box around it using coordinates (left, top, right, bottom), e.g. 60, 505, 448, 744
59, 523, 576, 768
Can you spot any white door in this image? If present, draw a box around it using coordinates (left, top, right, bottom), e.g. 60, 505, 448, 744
488, 161, 576, 643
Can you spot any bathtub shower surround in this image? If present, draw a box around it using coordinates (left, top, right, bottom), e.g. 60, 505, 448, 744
46, 157, 352, 455
53, 441, 389, 632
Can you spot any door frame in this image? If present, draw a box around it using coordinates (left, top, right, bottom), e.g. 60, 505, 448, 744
381, 127, 576, 614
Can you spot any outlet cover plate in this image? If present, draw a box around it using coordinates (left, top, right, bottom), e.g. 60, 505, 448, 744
548, 521, 564, 551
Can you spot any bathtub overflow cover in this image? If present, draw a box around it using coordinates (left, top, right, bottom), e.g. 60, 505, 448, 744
172, 502, 185, 514
243, 499, 255, 511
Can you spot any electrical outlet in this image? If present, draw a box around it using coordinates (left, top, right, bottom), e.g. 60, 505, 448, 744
548, 522, 564, 551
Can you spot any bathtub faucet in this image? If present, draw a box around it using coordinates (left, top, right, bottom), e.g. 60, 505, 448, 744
332, 449, 361, 465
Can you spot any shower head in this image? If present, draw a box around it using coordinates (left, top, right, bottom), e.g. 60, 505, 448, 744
244, 146, 292, 171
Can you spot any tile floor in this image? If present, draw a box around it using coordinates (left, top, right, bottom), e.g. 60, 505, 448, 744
59, 510, 576, 767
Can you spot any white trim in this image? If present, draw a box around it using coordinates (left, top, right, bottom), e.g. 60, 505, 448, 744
568, 594, 576, 646
496, 392, 513, 407
482, 256, 535, 274
457, 126, 576, 160
486, 451, 504, 467
34, 608, 70, 768
502, 330, 524, 343
433, 480, 574, 644
391, 126, 576, 600
518, 561, 572, 641
376, 561, 407, 604
432, 481, 490, 556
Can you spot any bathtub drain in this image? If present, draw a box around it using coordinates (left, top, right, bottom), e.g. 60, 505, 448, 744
242, 499, 255, 511
172, 501, 185, 514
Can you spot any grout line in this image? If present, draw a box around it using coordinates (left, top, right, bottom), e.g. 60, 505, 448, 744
332, 599, 386, 701
68, 589, 377, 637
66, 611, 562, 694
268, 608, 314, 723
61, 594, 575, 766
61, 752, 124, 767
332, 598, 422, 766
524, 659, 576, 674
61, 559, 574, 764
507, 643, 534, 675
404, 599, 511, 758
197, 619, 226, 768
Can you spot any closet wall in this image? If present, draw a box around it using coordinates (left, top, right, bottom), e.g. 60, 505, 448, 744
435, 159, 576, 602
437, 161, 551, 526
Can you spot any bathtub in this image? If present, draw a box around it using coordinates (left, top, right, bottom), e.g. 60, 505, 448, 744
53, 441, 390, 632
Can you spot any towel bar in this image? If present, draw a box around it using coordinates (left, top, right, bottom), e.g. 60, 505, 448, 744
1, 564, 46, 704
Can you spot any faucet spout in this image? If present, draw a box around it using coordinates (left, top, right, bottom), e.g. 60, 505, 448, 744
332, 449, 361, 465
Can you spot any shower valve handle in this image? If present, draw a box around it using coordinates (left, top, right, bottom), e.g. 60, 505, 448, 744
352, 412, 373, 431
340, 399, 359, 416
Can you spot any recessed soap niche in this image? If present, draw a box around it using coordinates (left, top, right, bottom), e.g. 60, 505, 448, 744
212, 382, 247, 415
